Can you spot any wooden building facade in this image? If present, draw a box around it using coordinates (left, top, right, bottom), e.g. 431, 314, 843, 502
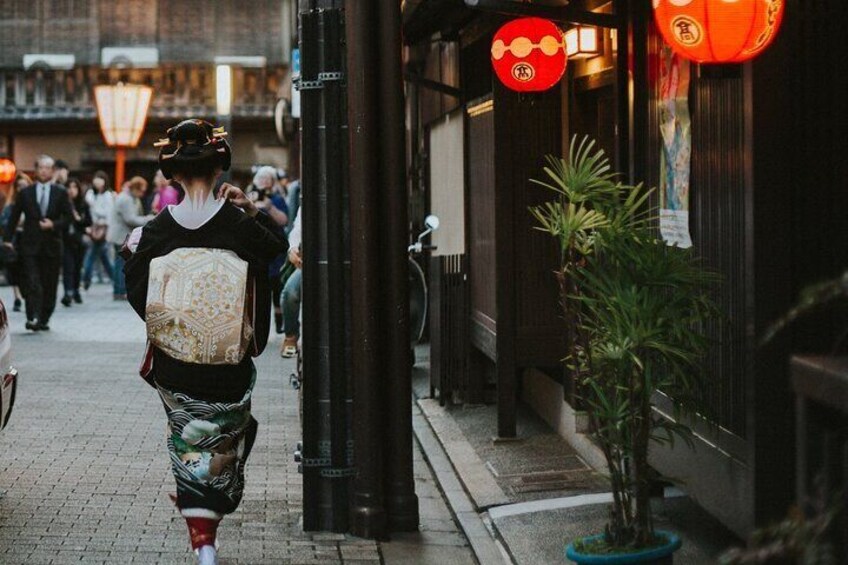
0, 0, 297, 178
404, 0, 848, 537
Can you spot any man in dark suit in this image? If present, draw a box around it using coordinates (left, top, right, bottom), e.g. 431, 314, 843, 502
5, 155, 72, 331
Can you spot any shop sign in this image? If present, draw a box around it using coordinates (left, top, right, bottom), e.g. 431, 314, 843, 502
659, 45, 693, 248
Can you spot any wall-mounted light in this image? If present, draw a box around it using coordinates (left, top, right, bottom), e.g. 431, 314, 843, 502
214, 56, 267, 68
216, 64, 233, 117
565, 26, 601, 59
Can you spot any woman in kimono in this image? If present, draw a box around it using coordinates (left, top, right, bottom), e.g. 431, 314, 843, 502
124, 119, 287, 565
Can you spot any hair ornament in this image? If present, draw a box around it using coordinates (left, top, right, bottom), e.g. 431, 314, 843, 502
155, 119, 232, 179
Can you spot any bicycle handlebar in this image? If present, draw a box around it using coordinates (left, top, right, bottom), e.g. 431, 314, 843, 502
408, 242, 439, 253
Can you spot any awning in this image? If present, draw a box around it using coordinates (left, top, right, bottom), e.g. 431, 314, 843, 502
403, 0, 623, 43
402, 0, 475, 44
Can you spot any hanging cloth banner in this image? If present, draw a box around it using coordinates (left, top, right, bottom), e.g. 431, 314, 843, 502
658, 45, 692, 249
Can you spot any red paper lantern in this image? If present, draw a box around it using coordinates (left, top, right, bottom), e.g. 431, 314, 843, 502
491, 18, 567, 92
0, 159, 16, 184
653, 0, 784, 64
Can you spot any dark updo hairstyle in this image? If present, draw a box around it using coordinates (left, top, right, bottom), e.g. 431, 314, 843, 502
155, 119, 231, 180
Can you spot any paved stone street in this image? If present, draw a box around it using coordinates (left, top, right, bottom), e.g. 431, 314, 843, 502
0, 283, 475, 564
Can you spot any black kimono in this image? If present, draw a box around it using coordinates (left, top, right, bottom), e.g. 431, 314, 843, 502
123, 202, 287, 518
124, 202, 287, 399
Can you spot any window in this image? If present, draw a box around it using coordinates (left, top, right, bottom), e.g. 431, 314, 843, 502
0, 0, 38, 19
45, 0, 90, 19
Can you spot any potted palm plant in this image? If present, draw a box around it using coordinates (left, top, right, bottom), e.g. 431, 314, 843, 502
531, 137, 719, 564
529, 137, 651, 404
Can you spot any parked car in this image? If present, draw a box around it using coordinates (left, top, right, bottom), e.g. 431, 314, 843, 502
0, 298, 18, 430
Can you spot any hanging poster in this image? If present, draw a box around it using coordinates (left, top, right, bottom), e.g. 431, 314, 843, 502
658, 45, 692, 248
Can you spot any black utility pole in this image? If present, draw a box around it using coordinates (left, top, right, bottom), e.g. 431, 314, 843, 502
346, 0, 386, 539
377, 0, 419, 533
346, 0, 419, 538
299, 0, 419, 538
298, 0, 352, 533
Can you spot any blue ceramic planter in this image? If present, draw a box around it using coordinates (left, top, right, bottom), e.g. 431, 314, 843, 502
565, 531, 682, 564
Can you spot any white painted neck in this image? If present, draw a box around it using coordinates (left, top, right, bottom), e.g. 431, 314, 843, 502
169, 182, 223, 230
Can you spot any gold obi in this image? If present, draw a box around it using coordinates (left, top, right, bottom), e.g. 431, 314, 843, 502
146, 248, 254, 365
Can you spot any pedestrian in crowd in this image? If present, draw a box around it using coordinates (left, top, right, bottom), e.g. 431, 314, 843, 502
141, 177, 156, 215
274, 169, 297, 224
151, 169, 183, 213
108, 176, 154, 300
281, 206, 302, 358
284, 176, 300, 235
248, 166, 289, 333
82, 170, 115, 289
276, 168, 289, 196
247, 166, 289, 226
60, 178, 91, 307
53, 159, 70, 186
0, 173, 30, 312
123, 119, 286, 565
15, 173, 31, 192
4, 155, 72, 331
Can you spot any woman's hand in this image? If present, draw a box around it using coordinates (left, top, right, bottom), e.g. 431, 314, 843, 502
219, 183, 258, 217
289, 247, 303, 269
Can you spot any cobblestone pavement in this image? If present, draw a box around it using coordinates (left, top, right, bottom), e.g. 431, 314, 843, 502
0, 283, 474, 564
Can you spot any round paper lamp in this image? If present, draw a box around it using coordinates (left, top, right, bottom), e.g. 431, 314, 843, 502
653, 0, 784, 64
0, 159, 16, 184
491, 17, 567, 92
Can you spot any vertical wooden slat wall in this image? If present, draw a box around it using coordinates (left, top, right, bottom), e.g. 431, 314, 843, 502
689, 69, 749, 438
750, 0, 848, 525
429, 254, 471, 405
646, 30, 751, 438
645, 28, 748, 440
644, 22, 753, 535
466, 99, 497, 354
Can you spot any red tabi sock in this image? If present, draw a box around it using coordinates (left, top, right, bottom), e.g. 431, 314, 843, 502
185, 517, 220, 550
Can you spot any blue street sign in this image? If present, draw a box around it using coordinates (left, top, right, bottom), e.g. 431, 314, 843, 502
292, 48, 301, 77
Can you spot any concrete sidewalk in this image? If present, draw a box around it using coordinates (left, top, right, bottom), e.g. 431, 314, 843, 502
411, 352, 740, 565
0, 283, 475, 564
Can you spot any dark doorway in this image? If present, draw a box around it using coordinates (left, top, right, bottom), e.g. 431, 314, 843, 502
569, 82, 617, 163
